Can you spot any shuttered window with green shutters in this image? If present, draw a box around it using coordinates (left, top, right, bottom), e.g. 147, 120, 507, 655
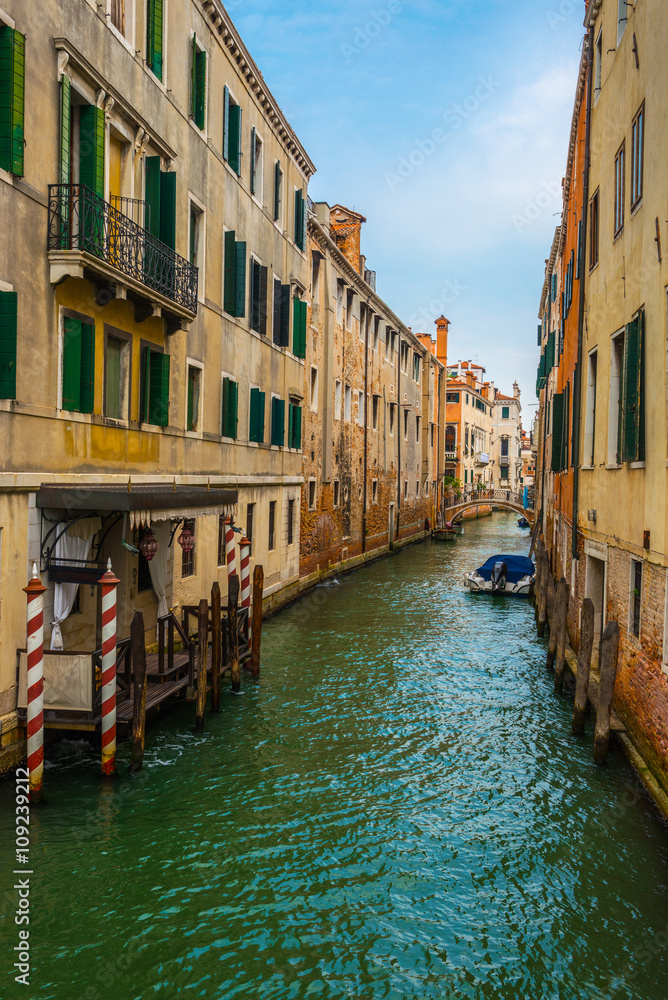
274, 161, 282, 221
250, 126, 256, 195
159, 171, 177, 249
146, 0, 163, 80
191, 36, 206, 131
0, 290, 17, 399
271, 397, 285, 446
141, 347, 169, 426
223, 231, 246, 318
79, 104, 105, 197
249, 387, 265, 443
60, 76, 71, 185
62, 316, 95, 413
292, 297, 307, 359
0, 26, 25, 177
249, 259, 268, 335
621, 310, 645, 463
221, 377, 238, 439
294, 188, 306, 251
223, 85, 242, 175
288, 402, 302, 450
551, 393, 564, 472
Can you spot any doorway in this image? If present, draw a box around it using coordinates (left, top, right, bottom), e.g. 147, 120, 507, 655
586, 554, 605, 668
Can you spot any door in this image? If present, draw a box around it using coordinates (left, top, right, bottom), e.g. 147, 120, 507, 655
586, 555, 605, 668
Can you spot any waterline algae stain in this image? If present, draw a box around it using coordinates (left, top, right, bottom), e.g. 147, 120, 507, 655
1, 515, 667, 999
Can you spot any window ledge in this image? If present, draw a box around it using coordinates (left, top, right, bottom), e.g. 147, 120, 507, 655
629, 461, 646, 469
630, 199, 643, 218
605, 463, 621, 470
580, 464, 594, 471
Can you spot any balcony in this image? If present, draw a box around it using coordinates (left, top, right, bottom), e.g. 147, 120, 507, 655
475, 452, 490, 465
445, 450, 458, 461
499, 454, 510, 466
48, 184, 198, 325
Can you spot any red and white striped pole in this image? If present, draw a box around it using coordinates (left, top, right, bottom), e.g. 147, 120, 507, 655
24, 564, 47, 803
99, 558, 120, 776
225, 516, 237, 586
239, 536, 251, 640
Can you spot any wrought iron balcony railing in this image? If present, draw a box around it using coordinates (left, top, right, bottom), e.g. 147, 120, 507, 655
48, 184, 198, 314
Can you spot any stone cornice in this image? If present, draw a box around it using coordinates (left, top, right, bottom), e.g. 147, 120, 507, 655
585, 0, 603, 29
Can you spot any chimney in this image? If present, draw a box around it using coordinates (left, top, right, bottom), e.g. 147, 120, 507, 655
434, 315, 449, 364
513, 381, 521, 399
329, 205, 367, 273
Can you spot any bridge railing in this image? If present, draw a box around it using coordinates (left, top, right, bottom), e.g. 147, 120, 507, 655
445, 487, 534, 510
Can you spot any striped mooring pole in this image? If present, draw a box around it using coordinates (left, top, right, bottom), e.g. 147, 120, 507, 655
99, 558, 120, 776
225, 516, 237, 584
239, 536, 251, 640
24, 564, 47, 803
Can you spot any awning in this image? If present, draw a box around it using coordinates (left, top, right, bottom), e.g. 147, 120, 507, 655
36, 483, 238, 513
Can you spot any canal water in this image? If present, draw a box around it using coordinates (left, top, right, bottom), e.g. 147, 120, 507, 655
1, 512, 668, 1000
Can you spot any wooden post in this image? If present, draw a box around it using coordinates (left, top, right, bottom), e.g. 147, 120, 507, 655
537, 550, 548, 638
195, 598, 208, 730
545, 572, 561, 670
130, 611, 148, 772
228, 574, 240, 694
251, 564, 264, 678
594, 621, 620, 765
211, 581, 222, 713
554, 578, 570, 694
572, 598, 595, 735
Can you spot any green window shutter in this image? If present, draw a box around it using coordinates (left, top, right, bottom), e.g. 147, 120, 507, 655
228, 102, 241, 175
79, 322, 95, 413
158, 352, 170, 427
145, 155, 161, 238
288, 402, 293, 448
223, 85, 230, 161
299, 300, 307, 358
258, 390, 265, 444
62, 317, 82, 411
147, 0, 163, 79
228, 379, 238, 439
234, 240, 246, 318
194, 48, 206, 130
159, 171, 176, 250
250, 386, 265, 443
551, 393, 563, 472
292, 296, 305, 356
259, 265, 268, 337
622, 315, 641, 462
79, 104, 105, 198
190, 33, 197, 119
250, 258, 261, 332
141, 345, 151, 422
292, 404, 302, 449
279, 284, 290, 347
301, 193, 307, 252
576, 220, 583, 278
223, 230, 235, 314
221, 377, 229, 436
0, 28, 25, 176
250, 126, 256, 195
561, 382, 569, 470
145, 349, 169, 427
0, 290, 17, 400
638, 309, 645, 462
274, 161, 281, 220
294, 189, 303, 246
271, 397, 285, 446
60, 75, 71, 186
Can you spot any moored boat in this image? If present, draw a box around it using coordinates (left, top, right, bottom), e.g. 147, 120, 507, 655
464, 554, 535, 596
517, 517, 530, 528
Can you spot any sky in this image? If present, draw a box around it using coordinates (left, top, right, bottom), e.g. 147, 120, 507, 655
230, 0, 586, 415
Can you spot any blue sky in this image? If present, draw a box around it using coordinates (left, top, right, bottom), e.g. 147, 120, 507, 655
232, 0, 585, 414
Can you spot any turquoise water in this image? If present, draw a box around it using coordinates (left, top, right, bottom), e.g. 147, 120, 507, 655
1, 512, 667, 999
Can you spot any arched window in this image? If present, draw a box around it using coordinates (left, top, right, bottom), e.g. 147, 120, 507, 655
445, 425, 456, 451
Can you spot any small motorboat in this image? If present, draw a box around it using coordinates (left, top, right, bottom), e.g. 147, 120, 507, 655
517, 517, 530, 528
433, 521, 457, 541
464, 554, 535, 596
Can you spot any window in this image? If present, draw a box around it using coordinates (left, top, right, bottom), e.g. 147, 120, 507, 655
246, 504, 254, 555
110, 0, 125, 33
617, 0, 628, 45
336, 280, 344, 324
614, 142, 625, 235
594, 28, 602, 104
360, 302, 367, 343
141, 346, 170, 427
500, 466, 509, 481
104, 332, 130, 420
446, 392, 460, 404
621, 310, 645, 463
308, 480, 316, 510
400, 342, 409, 373
190, 35, 207, 132
346, 289, 354, 331
292, 296, 307, 359
389, 402, 396, 435
272, 278, 290, 347
584, 350, 597, 466
501, 406, 510, 419
404, 481, 408, 499
221, 376, 238, 439
250, 127, 263, 201
416, 480, 420, 496
224, 231, 246, 318
589, 190, 600, 269
0, 26, 25, 176
287, 498, 295, 546
310, 367, 318, 411
181, 519, 195, 577
268, 500, 276, 550
413, 353, 420, 382
186, 364, 202, 432
288, 401, 302, 449
312, 257, 320, 320
273, 161, 283, 222
357, 390, 364, 426
189, 200, 204, 277
218, 515, 226, 567
249, 387, 266, 443
631, 559, 642, 638
146, 0, 164, 80
223, 86, 242, 174
249, 257, 268, 335
271, 396, 285, 446
501, 437, 509, 458
416, 415, 421, 442
608, 330, 625, 464
335, 380, 342, 420
62, 316, 95, 414
0, 290, 17, 400
445, 425, 456, 453
344, 384, 352, 422
144, 156, 176, 249
294, 188, 306, 251
631, 104, 644, 209
372, 480, 378, 504
373, 317, 380, 353
403, 408, 408, 440
372, 395, 379, 431
430, 423, 434, 447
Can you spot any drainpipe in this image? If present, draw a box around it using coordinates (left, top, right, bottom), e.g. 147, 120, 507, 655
362, 300, 370, 553
571, 26, 594, 560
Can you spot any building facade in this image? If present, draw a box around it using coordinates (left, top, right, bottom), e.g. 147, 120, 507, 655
0, 0, 313, 763
444, 360, 494, 489
490, 385, 523, 492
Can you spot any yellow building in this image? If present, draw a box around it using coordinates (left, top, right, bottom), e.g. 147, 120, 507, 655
0, 0, 314, 764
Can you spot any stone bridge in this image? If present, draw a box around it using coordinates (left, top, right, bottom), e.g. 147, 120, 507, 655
444, 489, 534, 526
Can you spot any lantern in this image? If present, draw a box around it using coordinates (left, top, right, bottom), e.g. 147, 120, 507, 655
177, 523, 195, 554
139, 527, 158, 561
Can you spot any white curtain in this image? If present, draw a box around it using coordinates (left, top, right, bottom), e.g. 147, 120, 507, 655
50, 530, 94, 650
148, 520, 169, 620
